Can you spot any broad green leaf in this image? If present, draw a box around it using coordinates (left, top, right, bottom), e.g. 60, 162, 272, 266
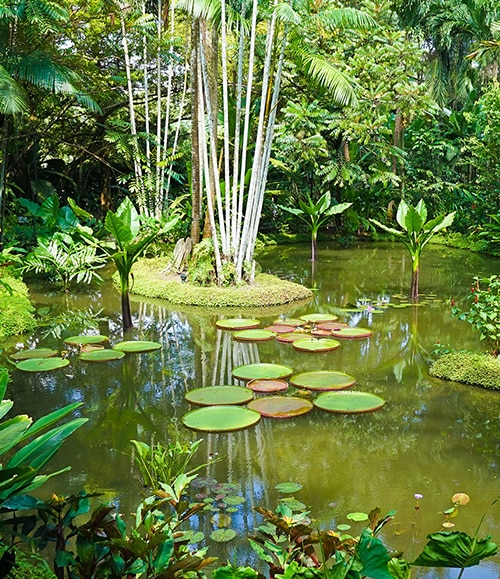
415, 199, 427, 223
0, 415, 32, 455
404, 205, 423, 235
248, 538, 275, 565
369, 219, 404, 238
0, 400, 14, 421
153, 534, 174, 573
387, 558, 412, 579
396, 199, 409, 230
213, 564, 258, 579
0, 368, 9, 400
326, 201, 352, 216
356, 529, 392, 579
105, 210, 134, 248
20, 402, 82, 441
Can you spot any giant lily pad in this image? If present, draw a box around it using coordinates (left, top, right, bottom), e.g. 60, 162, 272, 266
247, 396, 313, 418
300, 313, 338, 323
292, 338, 341, 353
331, 327, 373, 339
233, 329, 276, 342
16, 357, 70, 372
10, 348, 58, 361
182, 405, 261, 432
64, 335, 109, 346
276, 332, 310, 344
314, 391, 385, 414
215, 318, 260, 330
274, 318, 305, 327
290, 371, 356, 391
316, 322, 349, 331
79, 349, 126, 362
113, 340, 162, 353
185, 386, 253, 406
247, 379, 289, 393
264, 325, 296, 334
232, 363, 293, 382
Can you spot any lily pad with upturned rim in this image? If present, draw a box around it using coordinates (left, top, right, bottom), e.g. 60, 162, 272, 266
314, 391, 385, 414
247, 379, 289, 393
247, 396, 313, 418
276, 332, 310, 344
264, 325, 297, 334
64, 335, 109, 346
274, 318, 305, 327
232, 363, 293, 382
113, 340, 162, 353
215, 318, 260, 330
316, 322, 349, 331
10, 348, 58, 361
331, 327, 373, 339
233, 329, 276, 342
300, 313, 339, 323
185, 386, 254, 406
182, 405, 261, 432
79, 349, 126, 362
290, 371, 356, 391
16, 357, 70, 372
292, 338, 341, 353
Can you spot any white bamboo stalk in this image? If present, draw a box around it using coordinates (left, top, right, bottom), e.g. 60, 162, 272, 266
142, 0, 151, 173
155, 0, 163, 214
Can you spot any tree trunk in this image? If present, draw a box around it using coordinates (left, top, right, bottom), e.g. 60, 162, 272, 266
121, 278, 133, 330
311, 232, 317, 262
190, 18, 202, 246
410, 262, 419, 300
392, 108, 403, 175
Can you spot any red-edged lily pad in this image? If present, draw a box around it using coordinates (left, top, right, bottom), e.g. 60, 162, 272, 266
292, 338, 341, 353
264, 325, 296, 334
233, 329, 276, 342
113, 341, 162, 353
64, 335, 109, 346
316, 322, 349, 331
276, 332, 310, 344
232, 363, 293, 381
247, 396, 313, 418
10, 348, 58, 361
314, 391, 385, 414
185, 386, 254, 406
79, 349, 126, 362
311, 329, 332, 337
16, 357, 70, 372
182, 405, 261, 432
300, 313, 338, 324
290, 371, 356, 391
331, 327, 373, 339
247, 379, 289, 393
215, 318, 260, 330
274, 318, 305, 327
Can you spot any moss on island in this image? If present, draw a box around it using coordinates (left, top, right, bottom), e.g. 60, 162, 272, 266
129, 257, 313, 308
429, 351, 500, 391
0, 276, 37, 338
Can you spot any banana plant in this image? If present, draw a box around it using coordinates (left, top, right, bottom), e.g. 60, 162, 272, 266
279, 193, 352, 261
370, 199, 455, 299
102, 197, 179, 331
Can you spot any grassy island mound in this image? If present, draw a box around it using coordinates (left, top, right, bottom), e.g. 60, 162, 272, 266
429, 351, 500, 391
129, 258, 313, 308
0, 276, 36, 338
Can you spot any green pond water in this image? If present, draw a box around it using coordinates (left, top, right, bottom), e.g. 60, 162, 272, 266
4, 242, 500, 578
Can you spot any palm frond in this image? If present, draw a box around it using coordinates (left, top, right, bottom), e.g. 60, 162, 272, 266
312, 8, 377, 32
273, 2, 301, 26
0, 65, 29, 114
175, 0, 221, 23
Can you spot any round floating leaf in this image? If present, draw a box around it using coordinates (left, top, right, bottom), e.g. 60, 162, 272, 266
331, 327, 373, 339
247, 379, 288, 393
316, 322, 349, 331
290, 371, 356, 391
337, 524, 351, 531
247, 396, 313, 418
275, 482, 302, 494
300, 313, 339, 323
113, 341, 161, 353
276, 332, 310, 344
216, 318, 260, 330
279, 497, 308, 511
274, 318, 305, 327
292, 338, 341, 353
79, 349, 126, 362
223, 495, 245, 506
233, 329, 276, 342
264, 325, 297, 334
16, 357, 70, 372
232, 363, 293, 381
210, 529, 236, 543
185, 386, 253, 406
347, 512, 369, 522
182, 405, 261, 432
10, 348, 58, 361
314, 391, 386, 414
311, 329, 332, 337
64, 335, 109, 346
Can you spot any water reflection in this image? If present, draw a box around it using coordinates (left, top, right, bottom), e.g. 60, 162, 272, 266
3, 242, 500, 577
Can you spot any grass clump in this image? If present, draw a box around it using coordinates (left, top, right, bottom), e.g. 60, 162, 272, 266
0, 276, 36, 338
429, 350, 500, 390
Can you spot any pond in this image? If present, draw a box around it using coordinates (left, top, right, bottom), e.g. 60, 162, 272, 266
4, 242, 500, 578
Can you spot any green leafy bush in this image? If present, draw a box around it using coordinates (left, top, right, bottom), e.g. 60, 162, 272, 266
429, 351, 500, 390
0, 276, 36, 338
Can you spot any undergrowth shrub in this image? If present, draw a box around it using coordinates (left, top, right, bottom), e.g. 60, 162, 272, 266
0, 276, 36, 338
429, 351, 500, 390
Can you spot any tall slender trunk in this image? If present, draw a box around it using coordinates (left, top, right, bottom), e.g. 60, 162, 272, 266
190, 18, 202, 245
392, 108, 403, 175
121, 277, 133, 330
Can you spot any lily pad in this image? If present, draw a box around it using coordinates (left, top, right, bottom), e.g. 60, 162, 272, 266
247, 379, 289, 393
79, 349, 126, 362
16, 357, 70, 372
279, 497, 308, 511
182, 405, 261, 432
275, 482, 302, 494
233, 329, 276, 342
185, 386, 254, 406
331, 327, 373, 339
232, 363, 293, 381
276, 332, 310, 344
215, 318, 260, 330
292, 338, 341, 353
314, 391, 386, 414
290, 371, 356, 391
210, 529, 236, 542
10, 348, 58, 361
311, 329, 333, 337
347, 512, 369, 522
113, 340, 162, 353
247, 396, 313, 418
264, 325, 297, 334
316, 322, 349, 331
300, 313, 339, 323
274, 318, 305, 327
64, 335, 109, 346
